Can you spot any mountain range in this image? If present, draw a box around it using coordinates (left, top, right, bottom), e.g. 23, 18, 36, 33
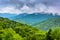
33, 18, 60, 30
0, 13, 17, 18
0, 13, 60, 30
12, 13, 60, 25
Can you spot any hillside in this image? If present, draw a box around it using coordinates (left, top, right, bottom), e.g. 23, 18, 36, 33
0, 17, 45, 40
13, 13, 60, 25
0, 17, 60, 40
34, 18, 60, 30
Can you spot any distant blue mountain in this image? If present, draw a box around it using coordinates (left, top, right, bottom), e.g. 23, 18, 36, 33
0, 13, 60, 25
13, 13, 60, 25
0, 13, 17, 19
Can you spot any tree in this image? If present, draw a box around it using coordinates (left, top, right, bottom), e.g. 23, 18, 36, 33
50, 28, 60, 40
46, 29, 53, 40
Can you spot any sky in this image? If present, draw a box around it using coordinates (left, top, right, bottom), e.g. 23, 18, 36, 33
0, 0, 60, 15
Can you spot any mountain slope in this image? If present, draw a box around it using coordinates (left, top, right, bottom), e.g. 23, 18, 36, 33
13, 13, 60, 25
0, 17, 45, 40
0, 17, 60, 40
34, 18, 60, 30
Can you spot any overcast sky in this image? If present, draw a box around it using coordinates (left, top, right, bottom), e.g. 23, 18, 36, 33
0, 0, 60, 15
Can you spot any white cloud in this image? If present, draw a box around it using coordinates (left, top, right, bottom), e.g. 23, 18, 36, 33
44, 6, 60, 15
0, 6, 20, 14
0, 4, 60, 15
20, 4, 47, 13
20, 4, 60, 15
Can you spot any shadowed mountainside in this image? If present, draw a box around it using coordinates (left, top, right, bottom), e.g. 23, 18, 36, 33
13, 13, 60, 25
33, 18, 60, 30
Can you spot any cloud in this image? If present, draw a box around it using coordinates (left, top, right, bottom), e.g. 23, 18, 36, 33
0, 0, 60, 8
0, 0, 60, 15
0, 6, 20, 14
0, 5, 60, 15
0, 4, 47, 14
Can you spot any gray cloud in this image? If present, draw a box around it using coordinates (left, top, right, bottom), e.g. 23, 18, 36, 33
0, 0, 60, 15
0, 0, 60, 8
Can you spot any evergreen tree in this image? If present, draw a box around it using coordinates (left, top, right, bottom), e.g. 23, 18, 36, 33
46, 29, 53, 40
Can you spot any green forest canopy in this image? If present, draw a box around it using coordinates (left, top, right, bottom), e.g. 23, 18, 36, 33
0, 17, 60, 40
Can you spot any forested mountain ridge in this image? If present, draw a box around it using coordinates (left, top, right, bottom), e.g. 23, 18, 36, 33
0, 17, 45, 40
34, 18, 60, 30
0, 17, 60, 40
13, 13, 60, 25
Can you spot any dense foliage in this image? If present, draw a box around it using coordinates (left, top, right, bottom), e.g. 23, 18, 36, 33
0, 17, 60, 40
34, 18, 60, 30
0, 17, 45, 40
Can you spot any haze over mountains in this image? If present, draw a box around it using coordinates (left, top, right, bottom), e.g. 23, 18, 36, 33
0, 12, 60, 30
0, 12, 60, 25
34, 18, 60, 30
0, 13, 17, 18
13, 13, 60, 25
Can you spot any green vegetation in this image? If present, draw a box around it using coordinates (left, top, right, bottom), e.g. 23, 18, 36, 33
46, 28, 60, 40
34, 18, 60, 30
0, 17, 60, 40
